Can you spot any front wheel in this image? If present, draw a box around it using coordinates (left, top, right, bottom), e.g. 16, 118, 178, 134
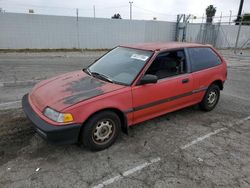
199, 84, 220, 111
81, 111, 121, 151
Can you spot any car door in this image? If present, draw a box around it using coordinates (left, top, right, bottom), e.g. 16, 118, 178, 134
131, 49, 195, 124
187, 47, 224, 103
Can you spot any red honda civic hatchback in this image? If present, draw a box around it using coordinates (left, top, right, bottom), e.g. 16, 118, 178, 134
22, 42, 227, 151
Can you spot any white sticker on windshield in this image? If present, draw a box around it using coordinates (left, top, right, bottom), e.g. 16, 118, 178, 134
131, 54, 149, 61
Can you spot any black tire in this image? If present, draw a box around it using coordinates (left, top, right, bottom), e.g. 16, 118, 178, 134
81, 111, 121, 151
199, 84, 220, 111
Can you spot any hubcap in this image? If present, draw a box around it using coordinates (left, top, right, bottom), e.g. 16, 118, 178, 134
92, 120, 114, 144
207, 91, 217, 106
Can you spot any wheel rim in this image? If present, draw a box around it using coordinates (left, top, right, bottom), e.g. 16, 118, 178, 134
92, 119, 115, 145
207, 90, 218, 107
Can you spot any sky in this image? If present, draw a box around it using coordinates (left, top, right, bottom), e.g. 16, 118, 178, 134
0, 0, 250, 22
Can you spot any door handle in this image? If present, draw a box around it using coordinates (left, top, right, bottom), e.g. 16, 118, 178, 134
182, 78, 189, 84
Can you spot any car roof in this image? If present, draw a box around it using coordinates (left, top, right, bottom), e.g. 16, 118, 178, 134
121, 42, 212, 52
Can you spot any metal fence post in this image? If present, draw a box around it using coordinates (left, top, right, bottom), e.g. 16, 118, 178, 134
214, 15, 222, 48
175, 15, 180, 41
234, 19, 242, 54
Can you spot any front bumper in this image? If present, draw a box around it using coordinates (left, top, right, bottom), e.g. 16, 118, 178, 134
22, 94, 81, 144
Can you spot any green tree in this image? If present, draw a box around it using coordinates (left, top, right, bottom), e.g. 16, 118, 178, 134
206, 5, 216, 23
111, 13, 122, 19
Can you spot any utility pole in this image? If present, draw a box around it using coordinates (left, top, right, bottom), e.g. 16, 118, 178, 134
219, 12, 222, 23
76, 8, 79, 21
201, 13, 204, 24
129, 1, 133, 20
93, 5, 96, 18
76, 8, 80, 49
235, 0, 244, 25
229, 10, 232, 24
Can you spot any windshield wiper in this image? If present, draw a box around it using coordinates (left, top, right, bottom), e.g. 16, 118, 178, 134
83, 68, 92, 76
91, 71, 114, 83
85, 68, 92, 76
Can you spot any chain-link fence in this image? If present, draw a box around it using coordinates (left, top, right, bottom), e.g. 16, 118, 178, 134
184, 16, 250, 56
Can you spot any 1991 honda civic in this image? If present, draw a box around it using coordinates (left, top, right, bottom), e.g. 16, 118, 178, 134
22, 42, 227, 151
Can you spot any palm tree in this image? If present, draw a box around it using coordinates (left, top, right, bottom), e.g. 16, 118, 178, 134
206, 5, 216, 23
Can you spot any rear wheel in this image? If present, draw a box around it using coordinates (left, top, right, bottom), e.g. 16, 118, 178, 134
199, 84, 220, 111
81, 111, 121, 151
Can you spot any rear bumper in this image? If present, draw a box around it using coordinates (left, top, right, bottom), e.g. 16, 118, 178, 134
22, 94, 81, 144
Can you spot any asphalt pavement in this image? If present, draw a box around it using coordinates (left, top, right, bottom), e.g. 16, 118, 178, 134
0, 50, 250, 188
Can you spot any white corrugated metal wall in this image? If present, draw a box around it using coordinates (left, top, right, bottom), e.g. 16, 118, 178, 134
0, 13, 249, 49
0, 13, 176, 49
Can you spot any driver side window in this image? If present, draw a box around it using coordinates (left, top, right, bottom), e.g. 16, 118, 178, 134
146, 49, 187, 80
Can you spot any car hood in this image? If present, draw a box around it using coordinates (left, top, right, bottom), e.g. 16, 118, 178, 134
29, 70, 125, 111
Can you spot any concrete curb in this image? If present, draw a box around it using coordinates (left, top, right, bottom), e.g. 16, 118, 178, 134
0, 100, 22, 110
0, 80, 38, 87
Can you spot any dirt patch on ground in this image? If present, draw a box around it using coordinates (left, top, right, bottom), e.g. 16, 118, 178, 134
0, 109, 35, 165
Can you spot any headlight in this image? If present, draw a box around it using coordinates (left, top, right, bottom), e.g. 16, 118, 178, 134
44, 107, 73, 123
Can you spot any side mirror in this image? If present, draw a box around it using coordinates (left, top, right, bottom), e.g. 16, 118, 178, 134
139, 74, 158, 85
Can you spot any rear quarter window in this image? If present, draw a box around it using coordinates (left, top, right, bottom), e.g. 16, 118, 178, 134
188, 47, 221, 72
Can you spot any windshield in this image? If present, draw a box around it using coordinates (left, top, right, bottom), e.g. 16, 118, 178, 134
88, 47, 153, 85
